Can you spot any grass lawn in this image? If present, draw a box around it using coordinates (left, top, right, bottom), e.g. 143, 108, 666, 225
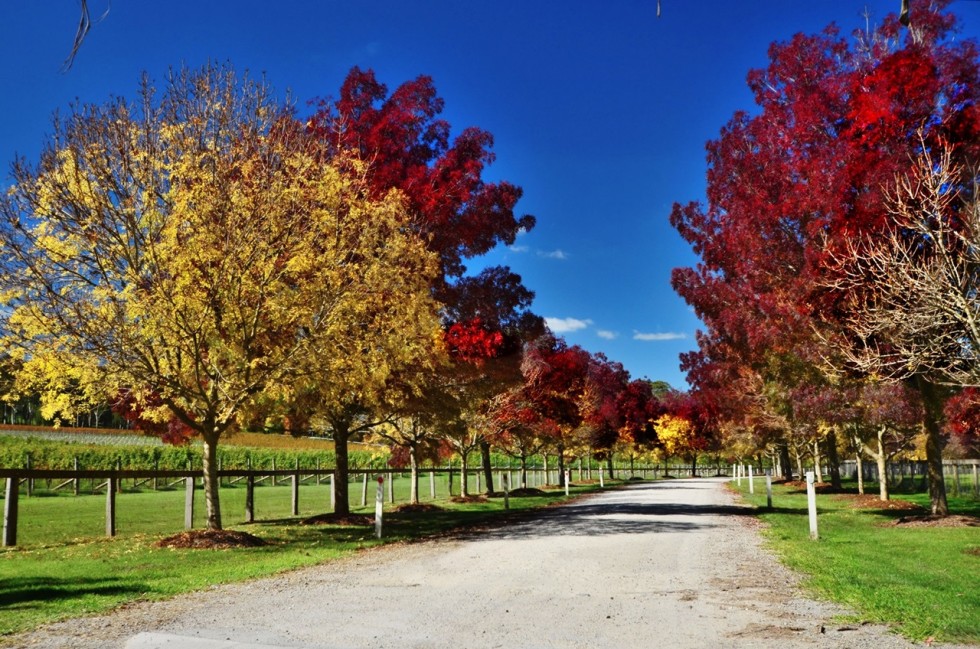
733, 477, 980, 644
0, 475, 612, 640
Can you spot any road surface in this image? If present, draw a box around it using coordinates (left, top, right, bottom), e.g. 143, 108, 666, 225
12, 478, 953, 648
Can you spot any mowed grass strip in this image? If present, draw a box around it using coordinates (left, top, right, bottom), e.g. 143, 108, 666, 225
733, 478, 980, 644
0, 476, 615, 640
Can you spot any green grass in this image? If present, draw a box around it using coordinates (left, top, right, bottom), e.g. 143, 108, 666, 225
733, 478, 980, 644
0, 474, 617, 640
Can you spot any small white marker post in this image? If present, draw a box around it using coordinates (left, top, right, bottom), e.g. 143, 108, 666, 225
599, 465, 605, 488
564, 470, 570, 497
731, 463, 736, 482
737, 464, 742, 487
502, 473, 510, 510
748, 465, 754, 494
375, 476, 384, 539
806, 471, 818, 540
766, 475, 772, 510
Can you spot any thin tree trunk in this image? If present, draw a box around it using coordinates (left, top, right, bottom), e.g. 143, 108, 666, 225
520, 454, 528, 489
690, 453, 697, 478
606, 453, 614, 481
854, 442, 865, 495
480, 441, 494, 495
409, 444, 420, 505
876, 428, 890, 502
826, 429, 842, 491
812, 440, 823, 483
202, 431, 222, 530
460, 452, 470, 497
333, 425, 351, 516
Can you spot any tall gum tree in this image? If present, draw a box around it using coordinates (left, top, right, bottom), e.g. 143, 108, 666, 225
0, 64, 440, 530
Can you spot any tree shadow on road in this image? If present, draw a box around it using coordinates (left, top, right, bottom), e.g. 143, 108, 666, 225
460, 487, 757, 541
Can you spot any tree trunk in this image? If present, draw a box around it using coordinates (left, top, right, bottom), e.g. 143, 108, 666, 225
876, 428, 890, 502
915, 377, 949, 515
854, 443, 865, 495
558, 450, 567, 487
779, 442, 792, 481
520, 454, 528, 489
460, 452, 470, 497
690, 453, 697, 478
825, 429, 842, 491
606, 453, 614, 481
409, 444, 420, 505
333, 425, 351, 516
202, 431, 222, 530
793, 447, 804, 482
812, 440, 823, 483
630, 454, 635, 478
480, 441, 494, 495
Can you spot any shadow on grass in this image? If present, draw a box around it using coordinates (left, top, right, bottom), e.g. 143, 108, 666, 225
0, 576, 147, 610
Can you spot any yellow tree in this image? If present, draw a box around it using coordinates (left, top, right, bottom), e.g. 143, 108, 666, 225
654, 414, 697, 475
0, 64, 440, 530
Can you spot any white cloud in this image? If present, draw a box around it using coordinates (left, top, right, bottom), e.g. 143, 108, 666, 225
633, 331, 687, 342
538, 249, 568, 260
509, 244, 530, 253
597, 330, 618, 340
546, 317, 593, 333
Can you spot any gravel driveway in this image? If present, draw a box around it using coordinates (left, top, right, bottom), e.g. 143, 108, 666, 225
10, 477, 961, 648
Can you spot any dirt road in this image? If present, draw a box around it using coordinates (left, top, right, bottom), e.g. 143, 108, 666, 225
14, 478, 952, 648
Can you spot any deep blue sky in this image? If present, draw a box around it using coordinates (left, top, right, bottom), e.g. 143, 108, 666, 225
3, 1, 980, 389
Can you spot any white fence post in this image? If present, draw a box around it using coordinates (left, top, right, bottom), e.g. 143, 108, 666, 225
806, 471, 818, 540
375, 476, 384, 539
748, 465, 754, 494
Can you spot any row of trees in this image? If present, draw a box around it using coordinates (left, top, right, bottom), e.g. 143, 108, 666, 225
0, 63, 708, 531
670, 0, 980, 514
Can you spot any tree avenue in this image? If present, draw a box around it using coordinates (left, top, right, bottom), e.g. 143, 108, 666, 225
0, 64, 442, 530
671, 0, 980, 514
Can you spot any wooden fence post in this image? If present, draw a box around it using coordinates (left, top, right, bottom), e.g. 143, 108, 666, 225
25, 453, 32, 498
292, 460, 300, 516
106, 476, 117, 537
3, 477, 18, 547
973, 463, 979, 499
73, 456, 80, 496
766, 475, 772, 510
429, 471, 435, 500
448, 466, 454, 497
387, 472, 394, 504
330, 472, 336, 511
245, 473, 255, 523
184, 477, 194, 530
361, 473, 368, 508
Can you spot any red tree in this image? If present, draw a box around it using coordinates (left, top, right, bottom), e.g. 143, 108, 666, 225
944, 388, 980, 457
670, 1, 980, 514
302, 69, 540, 513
